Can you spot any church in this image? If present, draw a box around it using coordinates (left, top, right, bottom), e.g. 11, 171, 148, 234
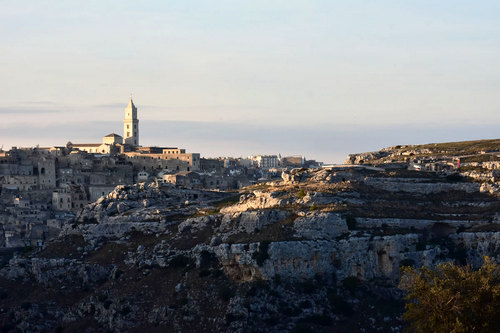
123, 97, 139, 146
71, 97, 140, 153
70, 97, 200, 171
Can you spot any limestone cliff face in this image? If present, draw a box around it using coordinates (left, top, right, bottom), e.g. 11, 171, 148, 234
363, 177, 481, 194
213, 230, 500, 283
1, 165, 500, 332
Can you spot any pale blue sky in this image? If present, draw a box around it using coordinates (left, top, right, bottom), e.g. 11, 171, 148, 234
1, 1, 499, 162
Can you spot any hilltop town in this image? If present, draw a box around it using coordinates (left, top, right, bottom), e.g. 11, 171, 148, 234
0, 137, 499, 331
0, 98, 320, 249
2, 99, 500, 332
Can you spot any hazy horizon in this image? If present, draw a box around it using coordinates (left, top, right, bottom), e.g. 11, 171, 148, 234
2, 1, 499, 163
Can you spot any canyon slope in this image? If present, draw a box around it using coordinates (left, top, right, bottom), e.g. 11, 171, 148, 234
1, 140, 500, 332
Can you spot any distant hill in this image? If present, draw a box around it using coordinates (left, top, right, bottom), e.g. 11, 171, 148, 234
346, 139, 500, 165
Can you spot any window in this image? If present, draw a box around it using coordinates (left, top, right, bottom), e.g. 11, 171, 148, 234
127, 132, 130, 136
134, 125, 137, 129
127, 124, 130, 129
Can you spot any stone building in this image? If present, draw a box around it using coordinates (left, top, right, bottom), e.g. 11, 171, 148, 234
72, 134, 123, 155
124, 151, 200, 172
249, 155, 279, 169
200, 158, 224, 173
280, 156, 305, 168
162, 171, 201, 189
103, 133, 123, 145
88, 185, 117, 202
123, 97, 139, 146
52, 183, 88, 212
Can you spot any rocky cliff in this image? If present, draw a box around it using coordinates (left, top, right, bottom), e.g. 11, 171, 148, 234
1, 164, 499, 332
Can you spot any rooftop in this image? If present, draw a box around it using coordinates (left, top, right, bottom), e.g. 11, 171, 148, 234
105, 133, 123, 138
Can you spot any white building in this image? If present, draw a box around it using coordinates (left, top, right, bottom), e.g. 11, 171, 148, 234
72, 134, 123, 155
123, 97, 139, 146
249, 155, 279, 169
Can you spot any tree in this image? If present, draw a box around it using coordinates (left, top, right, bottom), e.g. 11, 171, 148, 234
399, 257, 500, 333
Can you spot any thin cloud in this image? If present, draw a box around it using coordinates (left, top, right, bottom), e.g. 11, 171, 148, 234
22, 101, 57, 105
93, 103, 159, 109
0, 120, 497, 163
0, 107, 62, 114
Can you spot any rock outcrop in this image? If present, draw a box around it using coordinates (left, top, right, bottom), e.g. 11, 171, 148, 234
1, 163, 500, 332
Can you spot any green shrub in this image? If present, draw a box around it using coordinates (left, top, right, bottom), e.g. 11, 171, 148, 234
226, 313, 245, 323
342, 276, 360, 293
169, 254, 191, 268
400, 258, 416, 267
264, 315, 280, 325
212, 269, 224, 278
218, 285, 235, 301
446, 173, 464, 182
23, 246, 33, 255
327, 291, 353, 316
346, 215, 356, 230
299, 300, 312, 309
121, 306, 131, 316
299, 313, 333, 326
333, 258, 342, 268
416, 239, 427, 251
199, 269, 211, 277
20, 302, 31, 310
103, 300, 112, 309
399, 257, 500, 333
252, 241, 270, 266
299, 279, 317, 294
280, 301, 301, 316
291, 322, 312, 333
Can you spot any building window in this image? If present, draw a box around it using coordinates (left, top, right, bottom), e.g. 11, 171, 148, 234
127, 125, 130, 129
127, 132, 130, 136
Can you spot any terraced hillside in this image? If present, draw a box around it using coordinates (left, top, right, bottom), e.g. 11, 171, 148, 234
1, 164, 499, 332
346, 138, 500, 165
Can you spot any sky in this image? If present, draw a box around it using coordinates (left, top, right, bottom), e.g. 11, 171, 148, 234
1, 1, 499, 163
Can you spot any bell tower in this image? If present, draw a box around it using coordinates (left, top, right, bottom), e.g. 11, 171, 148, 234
123, 97, 139, 146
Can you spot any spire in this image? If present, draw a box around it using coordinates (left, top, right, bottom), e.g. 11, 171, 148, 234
127, 92, 135, 107
126, 95, 136, 111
